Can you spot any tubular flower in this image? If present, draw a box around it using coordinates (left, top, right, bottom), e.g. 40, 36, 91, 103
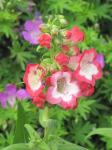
23, 64, 45, 97
75, 48, 102, 85
46, 71, 80, 109
66, 26, 84, 43
62, 45, 70, 53
32, 92, 45, 108
55, 53, 69, 66
79, 82, 94, 97
38, 33, 52, 49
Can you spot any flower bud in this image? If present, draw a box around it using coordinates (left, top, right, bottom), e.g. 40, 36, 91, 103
51, 25, 59, 35
58, 15, 64, 19
54, 39, 60, 45
60, 19, 68, 26
60, 30, 67, 37
39, 24, 50, 32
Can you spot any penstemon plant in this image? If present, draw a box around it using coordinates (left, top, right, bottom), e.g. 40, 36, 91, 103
23, 15, 103, 110
1, 15, 104, 150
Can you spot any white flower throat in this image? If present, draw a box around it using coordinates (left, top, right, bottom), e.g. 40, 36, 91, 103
57, 77, 66, 93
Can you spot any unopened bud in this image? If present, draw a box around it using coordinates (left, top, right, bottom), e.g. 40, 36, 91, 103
60, 30, 67, 37
55, 39, 61, 45
51, 25, 59, 35
58, 15, 64, 19
60, 19, 68, 26
39, 24, 50, 32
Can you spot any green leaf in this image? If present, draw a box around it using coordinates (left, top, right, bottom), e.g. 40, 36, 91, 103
1, 144, 31, 150
71, 120, 95, 145
45, 119, 59, 141
25, 124, 41, 142
86, 128, 112, 139
13, 102, 27, 144
39, 107, 49, 128
54, 138, 88, 150
0, 10, 18, 21
75, 98, 95, 119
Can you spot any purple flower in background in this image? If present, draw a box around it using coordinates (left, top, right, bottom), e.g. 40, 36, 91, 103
22, 19, 42, 45
0, 84, 31, 108
16, 89, 31, 100
5, 84, 17, 107
28, 0, 35, 12
0, 92, 7, 108
96, 54, 105, 68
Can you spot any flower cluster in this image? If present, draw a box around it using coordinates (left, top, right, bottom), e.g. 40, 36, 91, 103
23, 15, 104, 109
0, 84, 30, 108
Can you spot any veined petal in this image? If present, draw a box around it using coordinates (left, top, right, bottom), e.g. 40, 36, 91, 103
75, 48, 102, 85
23, 64, 45, 97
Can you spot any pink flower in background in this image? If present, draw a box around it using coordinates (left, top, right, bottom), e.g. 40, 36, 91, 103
22, 19, 42, 45
46, 71, 80, 109
75, 48, 102, 85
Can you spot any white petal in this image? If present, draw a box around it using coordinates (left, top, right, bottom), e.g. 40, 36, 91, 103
52, 82, 79, 102
80, 63, 98, 80
28, 68, 42, 91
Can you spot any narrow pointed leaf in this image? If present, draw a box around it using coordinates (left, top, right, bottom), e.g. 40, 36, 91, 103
13, 102, 27, 143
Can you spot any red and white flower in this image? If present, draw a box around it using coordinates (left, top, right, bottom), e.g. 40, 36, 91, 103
75, 48, 102, 85
23, 64, 45, 97
66, 26, 84, 43
46, 71, 80, 109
